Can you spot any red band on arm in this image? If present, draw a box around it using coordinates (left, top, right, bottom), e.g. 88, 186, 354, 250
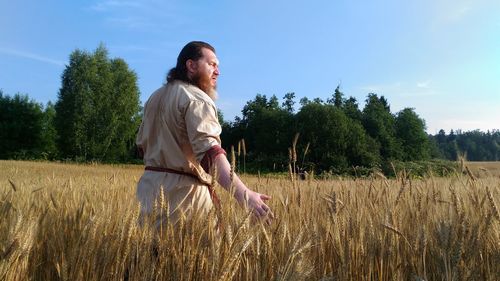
201, 145, 227, 173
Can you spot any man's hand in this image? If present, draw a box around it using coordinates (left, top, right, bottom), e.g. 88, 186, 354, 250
238, 189, 274, 222
212, 153, 274, 222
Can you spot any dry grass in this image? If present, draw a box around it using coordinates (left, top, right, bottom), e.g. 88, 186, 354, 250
1, 160, 499, 280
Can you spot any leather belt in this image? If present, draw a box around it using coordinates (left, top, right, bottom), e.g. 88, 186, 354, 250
144, 166, 222, 223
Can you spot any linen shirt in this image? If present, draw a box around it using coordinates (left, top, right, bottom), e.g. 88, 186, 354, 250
136, 80, 222, 225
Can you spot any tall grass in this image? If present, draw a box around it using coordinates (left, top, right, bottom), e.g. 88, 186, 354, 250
1, 160, 499, 280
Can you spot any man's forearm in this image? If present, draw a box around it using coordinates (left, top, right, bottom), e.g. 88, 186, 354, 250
213, 154, 248, 202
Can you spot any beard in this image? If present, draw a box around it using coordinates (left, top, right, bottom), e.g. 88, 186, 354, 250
191, 72, 217, 101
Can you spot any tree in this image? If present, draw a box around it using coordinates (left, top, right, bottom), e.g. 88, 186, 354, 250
430, 129, 500, 161
282, 92, 296, 113
235, 94, 294, 170
240, 94, 269, 124
362, 93, 402, 161
395, 108, 430, 161
343, 96, 362, 121
54, 44, 141, 161
268, 95, 279, 109
0, 91, 44, 159
40, 102, 58, 159
299, 97, 310, 107
327, 85, 344, 108
296, 103, 350, 172
312, 97, 324, 104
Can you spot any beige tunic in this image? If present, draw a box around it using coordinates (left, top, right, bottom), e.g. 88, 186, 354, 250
136, 80, 222, 226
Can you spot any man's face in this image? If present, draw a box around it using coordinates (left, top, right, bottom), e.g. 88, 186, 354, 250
190, 48, 220, 99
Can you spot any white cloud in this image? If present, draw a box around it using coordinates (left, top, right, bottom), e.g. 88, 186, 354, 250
0, 47, 65, 66
88, 0, 187, 31
431, 0, 472, 24
417, 80, 431, 88
359, 81, 437, 97
429, 118, 499, 133
356, 80, 443, 121
444, 3, 471, 22
108, 45, 154, 52
105, 16, 156, 29
90, 1, 143, 12
431, 0, 500, 26
417, 98, 500, 133
359, 82, 402, 94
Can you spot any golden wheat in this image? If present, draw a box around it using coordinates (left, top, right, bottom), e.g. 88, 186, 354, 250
0, 160, 499, 280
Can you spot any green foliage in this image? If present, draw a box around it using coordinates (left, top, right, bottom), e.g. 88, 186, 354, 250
296, 101, 380, 173
230, 94, 294, 171
40, 102, 58, 159
221, 89, 471, 176
343, 97, 362, 121
326, 85, 344, 108
344, 120, 381, 168
432, 129, 499, 161
282, 92, 296, 113
296, 103, 350, 172
0, 91, 45, 159
54, 44, 141, 162
395, 108, 430, 161
362, 93, 402, 160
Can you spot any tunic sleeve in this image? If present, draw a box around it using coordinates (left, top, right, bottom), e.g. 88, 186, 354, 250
184, 100, 222, 162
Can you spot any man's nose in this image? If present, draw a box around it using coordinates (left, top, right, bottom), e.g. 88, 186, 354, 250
214, 66, 220, 76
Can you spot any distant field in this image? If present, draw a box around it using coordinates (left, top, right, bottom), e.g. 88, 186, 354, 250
466, 161, 500, 177
1, 160, 499, 280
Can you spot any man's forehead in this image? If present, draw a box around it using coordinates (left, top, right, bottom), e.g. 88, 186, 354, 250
202, 48, 219, 64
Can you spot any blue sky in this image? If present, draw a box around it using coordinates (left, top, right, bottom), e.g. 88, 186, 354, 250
1, 0, 499, 134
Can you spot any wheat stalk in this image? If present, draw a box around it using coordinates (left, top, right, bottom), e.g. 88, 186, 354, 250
486, 186, 500, 221
382, 223, 413, 250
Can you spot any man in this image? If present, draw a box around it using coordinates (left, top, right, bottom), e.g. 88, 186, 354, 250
136, 41, 272, 227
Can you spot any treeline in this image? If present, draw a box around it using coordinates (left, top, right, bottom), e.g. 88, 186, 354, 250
219, 89, 499, 174
220, 89, 416, 174
1, 45, 498, 174
0, 94, 57, 160
432, 129, 499, 161
0, 45, 141, 162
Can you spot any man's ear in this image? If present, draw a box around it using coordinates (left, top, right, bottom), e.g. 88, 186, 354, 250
186, 59, 197, 74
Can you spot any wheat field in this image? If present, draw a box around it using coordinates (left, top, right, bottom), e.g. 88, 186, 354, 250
1, 160, 499, 280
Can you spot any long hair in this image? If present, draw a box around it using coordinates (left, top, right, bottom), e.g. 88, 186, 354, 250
166, 41, 216, 83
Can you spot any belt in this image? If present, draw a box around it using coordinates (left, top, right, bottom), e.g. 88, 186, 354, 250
144, 166, 222, 221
